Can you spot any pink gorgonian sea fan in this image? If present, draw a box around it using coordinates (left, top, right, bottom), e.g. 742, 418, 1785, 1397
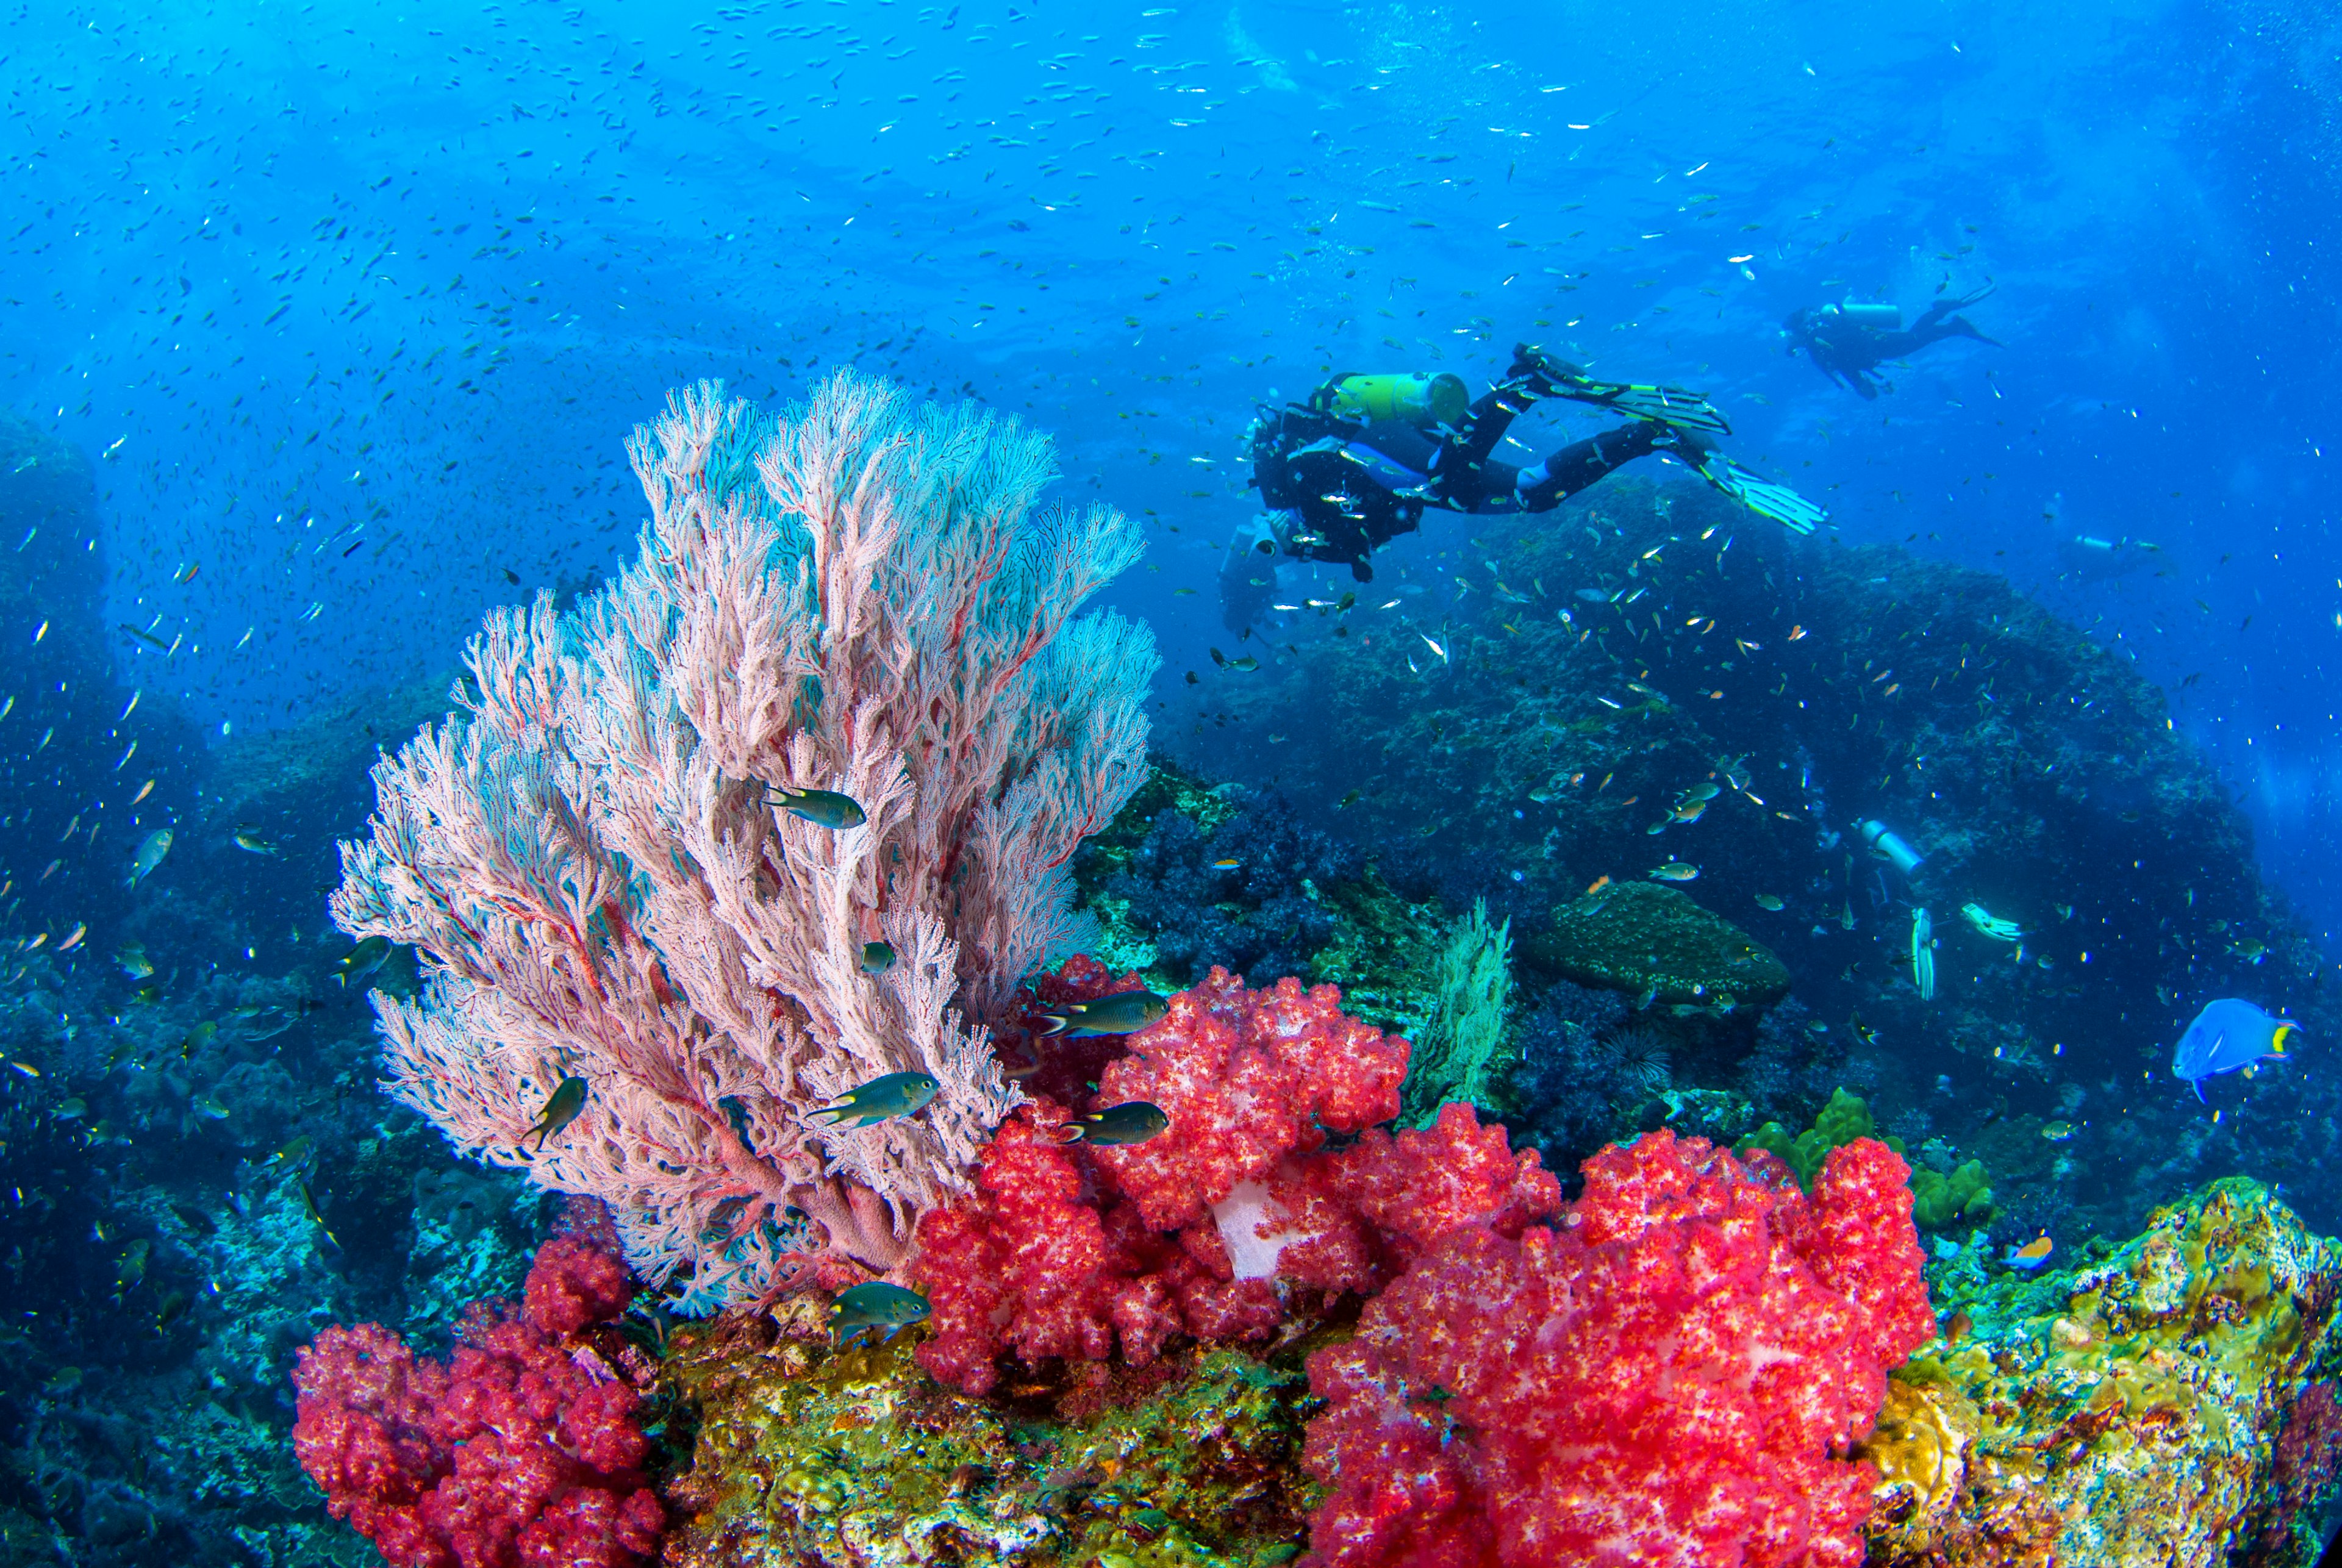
331, 373, 1156, 1311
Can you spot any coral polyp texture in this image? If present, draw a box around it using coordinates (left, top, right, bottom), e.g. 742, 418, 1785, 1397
1302, 1131, 1933, 1568
328, 374, 1156, 1309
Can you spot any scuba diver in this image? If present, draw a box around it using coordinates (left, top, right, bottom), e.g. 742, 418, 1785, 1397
2043, 492, 2161, 583
1782, 287, 1999, 399
1223, 345, 1825, 632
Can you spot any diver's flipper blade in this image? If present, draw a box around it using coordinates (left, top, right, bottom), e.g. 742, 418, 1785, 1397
1551, 376, 1733, 435
1693, 456, 1828, 535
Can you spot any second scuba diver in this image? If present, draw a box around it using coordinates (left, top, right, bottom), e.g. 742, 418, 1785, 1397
1222, 345, 1825, 632
1782, 287, 1999, 399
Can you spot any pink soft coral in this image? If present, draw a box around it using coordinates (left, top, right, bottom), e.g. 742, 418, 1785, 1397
1300, 1131, 1933, 1568
293, 1220, 665, 1568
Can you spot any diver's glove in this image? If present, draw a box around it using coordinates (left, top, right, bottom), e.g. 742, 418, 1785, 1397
1506, 342, 1733, 435
1678, 449, 1828, 536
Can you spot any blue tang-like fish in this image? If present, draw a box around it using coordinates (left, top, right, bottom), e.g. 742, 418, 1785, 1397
2171, 998, 2298, 1103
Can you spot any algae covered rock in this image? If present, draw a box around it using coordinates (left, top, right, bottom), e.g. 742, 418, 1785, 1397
1525, 881, 1789, 1009
1861, 1177, 2342, 1568
658, 1297, 1314, 1568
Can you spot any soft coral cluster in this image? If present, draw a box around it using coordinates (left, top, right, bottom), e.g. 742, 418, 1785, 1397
292, 1217, 664, 1568
913, 959, 1415, 1394
1300, 1131, 1935, 1568
921, 962, 1928, 1567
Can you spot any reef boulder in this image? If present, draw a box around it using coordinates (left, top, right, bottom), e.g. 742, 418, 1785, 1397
1861, 1176, 2342, 1568
1526, 880, 1789, 1009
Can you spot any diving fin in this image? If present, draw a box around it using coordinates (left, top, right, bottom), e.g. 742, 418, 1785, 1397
1502, 345, 1733, 435
1689, 454, 1828, 535
1553, 374, 1733, 435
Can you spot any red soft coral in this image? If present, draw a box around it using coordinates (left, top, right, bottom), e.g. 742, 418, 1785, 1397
293, 1222, 664, 1568
1300, 1131, 1930, 1568
1090, 967, 1408, 1231
912, 1097, 1284, 1395
914, 964, 1408, 1394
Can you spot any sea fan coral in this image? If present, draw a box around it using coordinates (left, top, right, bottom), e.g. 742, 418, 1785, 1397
332, 374, 1156, 1309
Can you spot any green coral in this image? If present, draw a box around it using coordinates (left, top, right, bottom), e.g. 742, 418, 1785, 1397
1293, 865, 1450, 1037
1733, 1088, 1996, 1231
658, 1297, 1317, 1568
1736, 1087, 1885, 1189
1399, 899, 1513, 1126
1909, 1160, 1996, 1231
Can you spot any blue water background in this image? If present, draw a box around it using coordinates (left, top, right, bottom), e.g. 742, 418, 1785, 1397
5, 0, 2338, 934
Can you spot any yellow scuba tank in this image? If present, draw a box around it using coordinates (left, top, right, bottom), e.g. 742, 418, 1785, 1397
1320, 371, 1469, 428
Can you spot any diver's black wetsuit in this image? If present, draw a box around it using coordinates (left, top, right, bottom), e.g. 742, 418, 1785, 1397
1239, 378, 1671, 581
1784, 290, 1999, 399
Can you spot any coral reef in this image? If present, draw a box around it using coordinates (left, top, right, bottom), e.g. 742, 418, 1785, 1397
1179, 474, 2340, 1244
332, 374, 1156, 1308
912, 961, 1410, 1397
292, 1212, 665, 1568
1910, 1159, 1997, 1233
1861, 1177, 2342, 1567
1071, 761, 1456, 1037
1739, 1086, 1884, 1187
1738, 1085, 1999, 1231
1397, 898, 1514, 1128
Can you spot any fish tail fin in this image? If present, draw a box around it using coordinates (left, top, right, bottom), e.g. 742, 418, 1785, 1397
1035, 1014, 1072, 1037
2193, 1079, 2208, 1105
